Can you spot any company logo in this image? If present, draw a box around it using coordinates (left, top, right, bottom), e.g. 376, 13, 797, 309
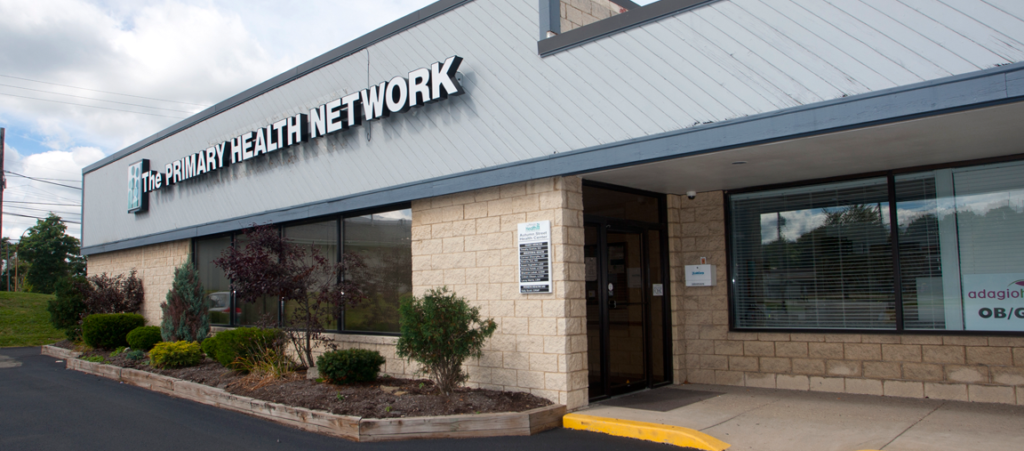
127, 159, 149, 214
968, 280, 1024, 321
526, 223, 540, 232
966, 280, 1024, 300
129, 56, 465, 213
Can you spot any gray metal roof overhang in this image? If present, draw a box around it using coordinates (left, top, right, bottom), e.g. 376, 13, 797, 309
81, 61, 1024, 255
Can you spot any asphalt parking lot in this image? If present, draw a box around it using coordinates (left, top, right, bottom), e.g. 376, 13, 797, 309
0, 347, 673, 451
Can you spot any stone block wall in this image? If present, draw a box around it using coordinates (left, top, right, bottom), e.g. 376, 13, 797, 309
673, 191, 1024, 405
410, 176, 588, 410
560, 0, 625, 33
86, 240, 191, 326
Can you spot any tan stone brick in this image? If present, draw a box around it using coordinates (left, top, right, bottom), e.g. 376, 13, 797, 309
845, 378, 883, 396
776, 374, 809, 391
808, 343, 844, 359
903, 363, 944, 382
824, 334, 862, 343
845, 344, 881, 361
758, 333, 790, 342
945, 365, 989, 384
884, 381, 924, 398
809, 377, 845, 393
987, 337, 1024, 347
701, 355, 729, 370
729, 356, 759, 372
922, 345, 964, 364
943, 336, 988, 346
745, 373, 776, 388
744, 341, 774, 357
687, 370, 714, 384
715, 370, 743, 386
968, 385, 1016, 404
899, 335, 943, 345
792, 358, 825, 375
1015, 348, 1024, 367
863, 361, 902, 379
925, 383, 968, 401
715, 340, 743, 356
760, 357, 791, 374
775, 342, 808, 357
861, 335, 901, 344
991, 367, 1024, 386
826, 360, 861, 377
882, 344, 922, 362
966, 347, 1012, 366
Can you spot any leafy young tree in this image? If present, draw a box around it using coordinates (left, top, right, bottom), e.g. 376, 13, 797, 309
214, 224, 367, 368
396, 287, 497, 396
18, 214, 85, 294
161, 259, 210, 343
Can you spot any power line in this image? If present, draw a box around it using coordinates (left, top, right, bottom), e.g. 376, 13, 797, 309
3, 211, 80, 224
0, 74, 211, 107
0, 92, 188, 119
0, 83, 197, 114
5, 171, 81, 190
6, 205, 80, 214
5, 201, 80, 207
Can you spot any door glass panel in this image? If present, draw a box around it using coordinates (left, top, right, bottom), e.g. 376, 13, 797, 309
585, 225, 602, 399
607, 231, 646, 392
648, 229, 665, 384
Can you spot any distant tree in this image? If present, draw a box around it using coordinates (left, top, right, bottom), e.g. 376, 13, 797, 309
161, 259, 210, 343
214, 224, 367, 368
18, 214, 85, 293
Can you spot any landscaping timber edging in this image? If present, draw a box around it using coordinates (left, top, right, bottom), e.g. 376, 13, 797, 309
42, 347, 566, 441
41, 345, 82, 360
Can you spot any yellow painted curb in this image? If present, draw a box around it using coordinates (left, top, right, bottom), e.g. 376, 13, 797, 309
563, 413, 730, 450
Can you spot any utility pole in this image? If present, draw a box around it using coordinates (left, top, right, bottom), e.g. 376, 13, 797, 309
0, 127, 5, 290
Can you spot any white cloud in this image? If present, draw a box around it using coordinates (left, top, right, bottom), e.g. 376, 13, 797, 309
0, 0, 434, 242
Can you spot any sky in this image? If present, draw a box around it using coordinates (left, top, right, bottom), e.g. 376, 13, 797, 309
0, 0, 437, 243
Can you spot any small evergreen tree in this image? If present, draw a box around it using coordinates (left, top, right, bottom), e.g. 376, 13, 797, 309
160, 259, 210, 343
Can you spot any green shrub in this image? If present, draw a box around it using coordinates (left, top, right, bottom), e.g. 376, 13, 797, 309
81, 355, 105, 363
317, 349, 386, 385
396, 287, 496, 396
47, 276, 88, 340
204, 327, 280, 370
127, 326, 162, 352
82, 313, 145, 349
201, 334, 218, 357
149, 341, 201, 369
124, 349, 146, 361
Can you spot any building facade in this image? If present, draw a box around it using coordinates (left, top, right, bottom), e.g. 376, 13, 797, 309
83, 0, 1024, 411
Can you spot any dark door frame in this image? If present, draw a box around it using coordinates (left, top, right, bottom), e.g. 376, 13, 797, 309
583, 182, 673, 401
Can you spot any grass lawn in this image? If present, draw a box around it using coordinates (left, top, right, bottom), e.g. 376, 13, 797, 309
0, 291, 63, 347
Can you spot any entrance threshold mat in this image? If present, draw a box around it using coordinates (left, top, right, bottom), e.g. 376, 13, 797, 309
599, 388, 722, 412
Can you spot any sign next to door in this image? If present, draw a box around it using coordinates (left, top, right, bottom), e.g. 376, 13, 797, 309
518, 221, 552, 294
127, 56, 465, 214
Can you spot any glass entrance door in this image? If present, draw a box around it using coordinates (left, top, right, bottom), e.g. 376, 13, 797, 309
586, 223, 664, 399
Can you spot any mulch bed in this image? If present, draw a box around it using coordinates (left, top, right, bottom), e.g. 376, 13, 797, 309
55, 341, 551, 419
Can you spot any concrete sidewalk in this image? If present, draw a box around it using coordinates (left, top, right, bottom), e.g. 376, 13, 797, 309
576, 384, 1024, 451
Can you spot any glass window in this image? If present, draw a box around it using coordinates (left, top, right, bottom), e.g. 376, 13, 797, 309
233, 233, 280, 326
283, 220, 339, 331
896, 161, 1024, 332
343, 209, 412, 333
195, 235, 232, 326
730, 178, 895, 330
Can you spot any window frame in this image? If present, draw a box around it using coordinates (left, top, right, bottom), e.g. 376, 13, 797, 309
194, 202, 412, 336
725, 153, 1024, 336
